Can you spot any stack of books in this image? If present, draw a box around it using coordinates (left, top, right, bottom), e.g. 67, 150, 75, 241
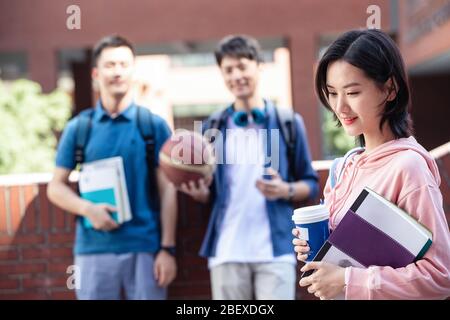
302, 187, 433, 299
78, 157, 132, 228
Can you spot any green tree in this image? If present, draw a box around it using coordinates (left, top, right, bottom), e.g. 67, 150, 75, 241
0, 79, 71, 174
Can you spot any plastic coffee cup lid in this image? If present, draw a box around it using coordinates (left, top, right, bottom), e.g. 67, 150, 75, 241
292, 204, 329, 224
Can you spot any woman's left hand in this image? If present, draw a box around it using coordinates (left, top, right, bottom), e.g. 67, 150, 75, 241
299, 261, 346, 300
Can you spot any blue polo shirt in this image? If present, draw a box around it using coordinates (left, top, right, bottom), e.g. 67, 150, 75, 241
55, 101, 171, 255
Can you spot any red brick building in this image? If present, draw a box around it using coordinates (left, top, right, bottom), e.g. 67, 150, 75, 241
0, 0, 397, 160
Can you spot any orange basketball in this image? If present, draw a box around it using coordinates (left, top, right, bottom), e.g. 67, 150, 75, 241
159, 131, 216, 187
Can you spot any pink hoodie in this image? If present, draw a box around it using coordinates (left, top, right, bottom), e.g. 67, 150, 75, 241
323, 136, 450, 299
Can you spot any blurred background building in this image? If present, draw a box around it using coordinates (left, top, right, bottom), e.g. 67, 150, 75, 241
0, 0, 449, 299
1, 0, 449, 158
0, 0, 450, 159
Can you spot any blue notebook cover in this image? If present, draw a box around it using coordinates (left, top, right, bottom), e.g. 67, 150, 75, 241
79, 157, 132, 225
80, 188, 118, 228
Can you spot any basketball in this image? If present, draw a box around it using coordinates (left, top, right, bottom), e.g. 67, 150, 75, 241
159, 131, 216, 187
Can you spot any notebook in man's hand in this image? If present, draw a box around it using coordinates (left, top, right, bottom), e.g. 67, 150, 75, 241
78, 157, 132, 228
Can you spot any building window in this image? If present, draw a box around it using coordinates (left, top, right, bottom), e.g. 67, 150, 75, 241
0, 52, 27, 81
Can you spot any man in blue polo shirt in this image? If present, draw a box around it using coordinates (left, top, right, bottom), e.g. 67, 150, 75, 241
180, 35, 319, 300
47, 35, 177, 299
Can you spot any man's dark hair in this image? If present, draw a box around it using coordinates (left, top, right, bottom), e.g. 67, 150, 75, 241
92, 35, 135, 67
214, 35, 264, 66
315, 29, 413, 146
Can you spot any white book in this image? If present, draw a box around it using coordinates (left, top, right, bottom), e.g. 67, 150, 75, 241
79, 157, 132, 228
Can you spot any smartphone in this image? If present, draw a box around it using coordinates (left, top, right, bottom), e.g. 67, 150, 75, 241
262, 167, 273, 180
262, 173, 272, 180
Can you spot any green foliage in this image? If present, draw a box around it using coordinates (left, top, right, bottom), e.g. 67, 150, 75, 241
322, 109, 355, 159
0, 79, 71, 174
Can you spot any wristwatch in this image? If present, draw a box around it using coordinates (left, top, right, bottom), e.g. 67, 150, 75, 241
159, 245, 176, 256
287, 183, 295, 201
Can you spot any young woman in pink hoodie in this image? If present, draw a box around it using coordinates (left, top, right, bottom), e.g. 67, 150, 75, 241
292, 29, 450, 300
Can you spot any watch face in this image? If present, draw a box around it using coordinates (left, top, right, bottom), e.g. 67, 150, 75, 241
287, 184, 295, 201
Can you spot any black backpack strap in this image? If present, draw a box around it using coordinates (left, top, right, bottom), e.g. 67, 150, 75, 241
204, 108, 228, 143
136, 106, 159, 212
74, 109, 95, 167
275, 107, 297, 182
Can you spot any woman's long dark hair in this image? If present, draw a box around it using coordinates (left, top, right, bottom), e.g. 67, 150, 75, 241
315, 29, 413, 146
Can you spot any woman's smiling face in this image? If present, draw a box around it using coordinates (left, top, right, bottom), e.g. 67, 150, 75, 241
326, 59, 392, 139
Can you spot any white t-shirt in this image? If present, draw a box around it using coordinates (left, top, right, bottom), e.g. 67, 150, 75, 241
208, 117, 295, 268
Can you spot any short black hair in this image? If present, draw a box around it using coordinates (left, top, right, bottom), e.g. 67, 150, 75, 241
92, 35, 135, 67
214, 35, 264, 66
315, 29, 413, 146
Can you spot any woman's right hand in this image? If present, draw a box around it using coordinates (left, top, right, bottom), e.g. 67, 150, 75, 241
292, 228, 310, 262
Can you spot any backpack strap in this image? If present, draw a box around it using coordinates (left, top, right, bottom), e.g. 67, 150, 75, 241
275, 107, 297, 182
329, 147, 365, 189
74, 109, 95, 167
136, 106, 159, 212
204, 108, 229, 143
205, 105, 297, 182
329, 157, 343, 189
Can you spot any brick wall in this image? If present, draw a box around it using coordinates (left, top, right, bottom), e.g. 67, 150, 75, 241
0, 151, 449, 300
0, 184, 75, 299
